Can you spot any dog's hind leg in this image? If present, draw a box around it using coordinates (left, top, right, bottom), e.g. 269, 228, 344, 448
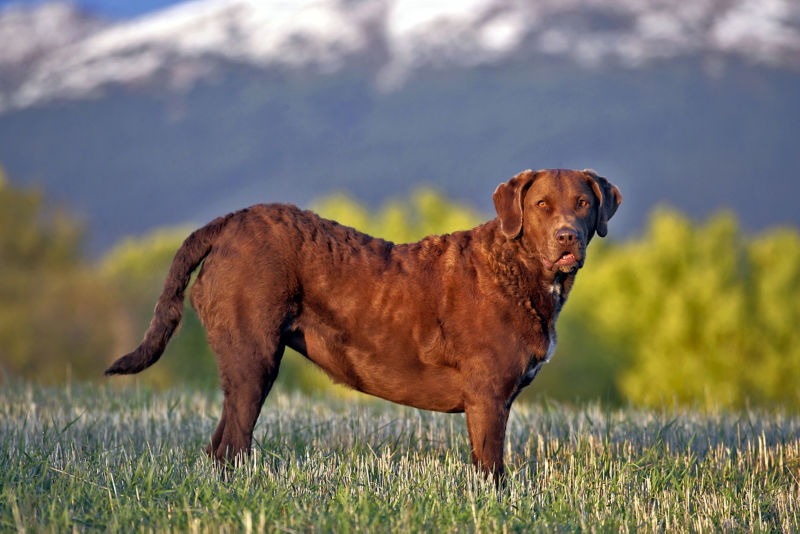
206, 338, 284, 464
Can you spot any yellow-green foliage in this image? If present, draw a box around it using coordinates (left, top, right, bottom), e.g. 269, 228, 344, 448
552, 209, 800, 408
3, 170, 799, 409
0, 175, 116, 381
313, 188, 483, 243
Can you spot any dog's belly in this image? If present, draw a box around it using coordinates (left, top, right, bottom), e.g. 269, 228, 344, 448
289, 328, 465, 413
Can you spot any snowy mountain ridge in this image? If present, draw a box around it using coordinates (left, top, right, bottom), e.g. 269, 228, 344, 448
1, 0, 800, 113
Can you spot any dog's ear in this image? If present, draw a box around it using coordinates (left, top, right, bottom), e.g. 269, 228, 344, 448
584, 169, 622, 238
493, 169, 538, 238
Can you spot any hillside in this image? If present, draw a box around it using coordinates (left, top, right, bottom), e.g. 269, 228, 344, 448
1, 0, 799, 251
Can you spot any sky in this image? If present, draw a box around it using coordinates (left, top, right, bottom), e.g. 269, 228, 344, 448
0, 0, 179, 17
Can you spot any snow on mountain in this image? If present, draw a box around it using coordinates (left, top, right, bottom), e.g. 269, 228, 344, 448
0, 2, 104, 66
2, 0, 376, 109
0, 1, 105, 104
1, 0, 800, 112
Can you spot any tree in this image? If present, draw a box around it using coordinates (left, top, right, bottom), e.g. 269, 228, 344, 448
313, 188, 484, 243
547, 209, 800, 408
9, 165, 797, 410
0, 168, 116, 382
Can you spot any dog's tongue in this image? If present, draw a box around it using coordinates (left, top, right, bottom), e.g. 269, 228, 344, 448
542, 253, 576, 269
557, 253, 576, 265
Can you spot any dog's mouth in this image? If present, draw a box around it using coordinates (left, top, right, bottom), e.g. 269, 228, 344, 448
542, 251, 582, 271
556, 252, 577, 266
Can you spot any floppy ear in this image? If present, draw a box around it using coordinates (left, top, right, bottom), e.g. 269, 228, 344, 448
584, 169, 622, 238
493, 169, 538, 238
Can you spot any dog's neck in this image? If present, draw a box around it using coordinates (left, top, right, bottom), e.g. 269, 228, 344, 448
480, 220, 576, 322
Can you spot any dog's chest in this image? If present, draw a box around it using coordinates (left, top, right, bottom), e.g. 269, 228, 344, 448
520, 282, 564, 385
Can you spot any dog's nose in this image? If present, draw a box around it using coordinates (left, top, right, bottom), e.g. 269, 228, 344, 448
555, 227, 578, 245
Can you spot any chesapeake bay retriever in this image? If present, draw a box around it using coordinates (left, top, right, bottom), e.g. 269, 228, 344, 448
105, 168, 621, 483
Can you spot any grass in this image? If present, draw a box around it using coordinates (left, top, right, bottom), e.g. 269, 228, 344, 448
1, 381, 799, 532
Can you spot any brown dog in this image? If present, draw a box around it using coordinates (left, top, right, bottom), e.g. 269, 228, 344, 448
106, 168, 621, 482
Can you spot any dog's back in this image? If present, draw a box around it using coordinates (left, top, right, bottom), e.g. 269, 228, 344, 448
105, 169, 621, 484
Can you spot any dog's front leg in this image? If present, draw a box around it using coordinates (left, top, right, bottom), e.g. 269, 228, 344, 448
464, 399, 509, 486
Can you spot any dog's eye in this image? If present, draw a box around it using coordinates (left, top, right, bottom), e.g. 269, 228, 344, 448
537, 200, 547, 208
577, 199, 589, 208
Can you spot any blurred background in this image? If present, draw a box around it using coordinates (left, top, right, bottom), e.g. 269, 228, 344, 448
1, 0, 799, 408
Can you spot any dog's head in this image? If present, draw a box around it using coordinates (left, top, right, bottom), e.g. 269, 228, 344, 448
493, 169, 621, 273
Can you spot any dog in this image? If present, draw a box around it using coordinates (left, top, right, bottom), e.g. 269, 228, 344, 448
106, 168, 621, 483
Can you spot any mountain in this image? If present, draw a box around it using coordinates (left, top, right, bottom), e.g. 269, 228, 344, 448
3, 0, 800, 112
1, 0, 799, 252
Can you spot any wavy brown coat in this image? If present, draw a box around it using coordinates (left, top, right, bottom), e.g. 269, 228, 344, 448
106, 168, 621, 483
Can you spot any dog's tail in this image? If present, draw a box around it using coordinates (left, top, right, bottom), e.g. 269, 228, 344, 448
104, 214, 233, 376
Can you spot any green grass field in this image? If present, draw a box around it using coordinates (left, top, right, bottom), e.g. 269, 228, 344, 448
1, 381, 798, 532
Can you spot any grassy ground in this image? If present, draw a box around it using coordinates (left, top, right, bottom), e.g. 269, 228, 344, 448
1, 381, 799, 532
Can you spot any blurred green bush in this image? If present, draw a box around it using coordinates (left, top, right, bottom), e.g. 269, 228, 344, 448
0, 169, 117, 382
2, 169, 798, 409
547, 209, 800, 408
